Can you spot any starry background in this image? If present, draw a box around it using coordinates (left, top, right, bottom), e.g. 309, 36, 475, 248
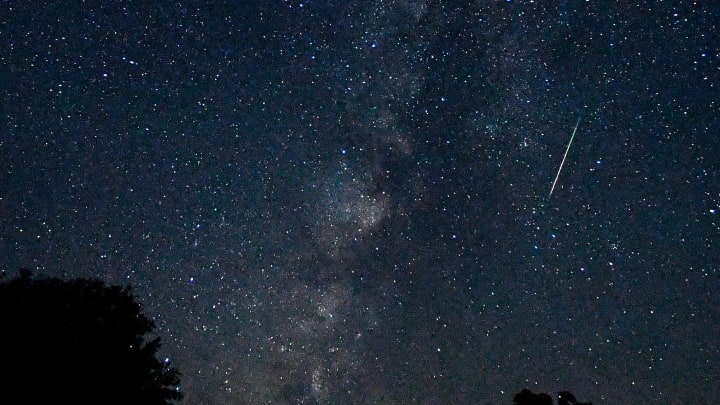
1, 1, 719, 403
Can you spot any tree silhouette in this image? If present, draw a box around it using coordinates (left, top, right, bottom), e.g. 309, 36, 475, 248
514, 388, 592, 405
514, 388, 553, 405
0, 270, 182, 404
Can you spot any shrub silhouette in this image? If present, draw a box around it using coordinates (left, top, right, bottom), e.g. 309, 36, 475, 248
514, 389, 553, 405
514, 388, 592, 405
0, 270, 182, 404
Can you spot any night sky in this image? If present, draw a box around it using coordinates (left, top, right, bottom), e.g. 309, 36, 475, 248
2, 1, 719, 404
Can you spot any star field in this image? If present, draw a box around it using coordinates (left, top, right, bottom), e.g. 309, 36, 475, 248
1, 1, 719, 403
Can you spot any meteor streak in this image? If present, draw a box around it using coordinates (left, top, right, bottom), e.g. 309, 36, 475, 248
549, 117, 582, 197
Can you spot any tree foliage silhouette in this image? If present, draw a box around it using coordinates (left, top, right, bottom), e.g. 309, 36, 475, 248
513, 388, 553, 405
513, 388, 592, 405
0, 270, 182, 404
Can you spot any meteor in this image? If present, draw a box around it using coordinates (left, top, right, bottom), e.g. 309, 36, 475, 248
549, 117, 582, 197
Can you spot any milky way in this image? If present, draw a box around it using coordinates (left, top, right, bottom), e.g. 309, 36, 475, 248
2, 1, 719, 403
